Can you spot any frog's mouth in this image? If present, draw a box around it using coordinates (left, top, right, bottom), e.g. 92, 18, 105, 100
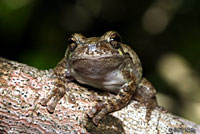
69, 56, 124, 78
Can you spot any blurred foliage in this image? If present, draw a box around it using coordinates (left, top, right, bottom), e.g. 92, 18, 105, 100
0, 0, 200, 123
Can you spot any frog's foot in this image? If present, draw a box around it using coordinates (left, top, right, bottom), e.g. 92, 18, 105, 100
88, 99, 122, 125
40, 87, 66, 113
88, 82, 136, 125
88, 101, 110, 125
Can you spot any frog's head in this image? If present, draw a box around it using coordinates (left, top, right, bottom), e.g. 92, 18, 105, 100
65, 31, 124, 60
65, 31, 127, 82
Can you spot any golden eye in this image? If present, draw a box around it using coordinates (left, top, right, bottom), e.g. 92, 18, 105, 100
68, 37, 76, 44
110, 33, 121, 42
110, 33, 122, 49
68, 38, 77, 52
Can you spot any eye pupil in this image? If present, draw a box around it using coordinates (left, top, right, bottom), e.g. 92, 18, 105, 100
68, 38, 76, 44
111, 33, 121, 42
110, 33, 121, 49
112, 35, 121, 42
68, 37, 77, 52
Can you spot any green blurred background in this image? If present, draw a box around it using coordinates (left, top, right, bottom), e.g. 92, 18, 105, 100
0, 0, 200, 123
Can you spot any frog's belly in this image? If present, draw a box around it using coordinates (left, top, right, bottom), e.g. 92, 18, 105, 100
72, 69, 126, 94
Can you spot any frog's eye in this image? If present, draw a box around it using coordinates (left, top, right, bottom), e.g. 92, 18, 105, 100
110, 33, 121, 42
68, 38, 77, 52
110, 33, 121, 49
68, 37, 76, 44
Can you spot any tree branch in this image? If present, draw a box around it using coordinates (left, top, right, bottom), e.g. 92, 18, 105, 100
0, 57, 199, 134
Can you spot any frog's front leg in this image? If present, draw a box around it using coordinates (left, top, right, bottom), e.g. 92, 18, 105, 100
40, 78, 68, 113
88, 80, 137, 125
40, 58, 73, 113
133, 78, 158, 121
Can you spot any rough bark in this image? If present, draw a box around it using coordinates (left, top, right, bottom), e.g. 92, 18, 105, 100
0, 57, 199, 134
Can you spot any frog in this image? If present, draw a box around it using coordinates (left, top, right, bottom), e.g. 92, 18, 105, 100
40, 31, 157, 125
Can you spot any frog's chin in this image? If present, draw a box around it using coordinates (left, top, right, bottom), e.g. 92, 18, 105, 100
68, 56, 126, 90
70, 65, 126, 93
69, 56, 124, 76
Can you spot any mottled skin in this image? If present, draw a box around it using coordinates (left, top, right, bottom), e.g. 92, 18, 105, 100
40, 31, 157, 125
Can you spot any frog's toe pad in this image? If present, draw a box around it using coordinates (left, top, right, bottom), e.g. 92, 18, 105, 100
88, 106, 97, 118
40, 98, 49, 106
46, 101, 57, 113
88, 102, 109, 125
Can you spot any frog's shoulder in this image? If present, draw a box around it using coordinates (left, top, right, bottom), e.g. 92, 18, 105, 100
121, 44, 140, 64
121, 43, 143, 80
121, 44, 136, 56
